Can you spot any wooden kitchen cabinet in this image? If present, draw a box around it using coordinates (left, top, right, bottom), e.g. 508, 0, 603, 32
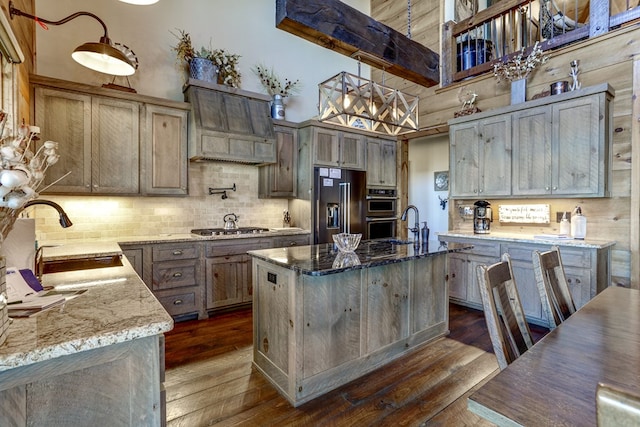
308, 126, 366, 170
513, 92, 610, 197
205, 238, 271, 311
449, 115, 511, 198
34, 86, 140, 194
441, 234, 613, 327
259, 121, 298, 198
32, 75, 191, 196
141, 104, 189, 195
450, 83, 614, 199
272, 234, 311, 248
366, 138, 397, 188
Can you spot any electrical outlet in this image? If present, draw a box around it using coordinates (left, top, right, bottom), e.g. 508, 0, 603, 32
556, 211, 571, 223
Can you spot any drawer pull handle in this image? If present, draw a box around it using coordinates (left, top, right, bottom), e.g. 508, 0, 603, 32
172, 250, 183, 256
173, 299, 183, 305
173, 272, 183, 278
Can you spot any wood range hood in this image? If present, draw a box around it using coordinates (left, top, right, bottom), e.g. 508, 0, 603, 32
184, 79, 277, 164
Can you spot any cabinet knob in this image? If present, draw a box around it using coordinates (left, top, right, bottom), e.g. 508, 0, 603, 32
173, 272, 183, 278
172, 250, 183, 255
173, 299, 183, 305
553, 186, 558, 190
545, 187, 550, 191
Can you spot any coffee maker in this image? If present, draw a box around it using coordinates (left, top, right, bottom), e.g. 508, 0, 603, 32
473, 200, 492, 234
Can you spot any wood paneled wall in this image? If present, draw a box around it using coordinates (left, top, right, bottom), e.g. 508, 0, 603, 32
371, 0, 638, 288
1, 0, 34, 123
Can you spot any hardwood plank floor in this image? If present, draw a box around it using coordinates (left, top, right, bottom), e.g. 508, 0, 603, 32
164, 304, 548, 426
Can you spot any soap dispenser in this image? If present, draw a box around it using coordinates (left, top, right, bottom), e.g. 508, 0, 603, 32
559, 212, 570, 236
571, 206, 587, 240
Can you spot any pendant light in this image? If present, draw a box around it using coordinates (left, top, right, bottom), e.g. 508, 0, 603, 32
9, 1, 137, 76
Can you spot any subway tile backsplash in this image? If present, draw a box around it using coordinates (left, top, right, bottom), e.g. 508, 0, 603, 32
28, 163, 289, 242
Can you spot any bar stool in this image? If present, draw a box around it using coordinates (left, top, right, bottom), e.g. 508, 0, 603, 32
476, 253, 535, 370
532, 246, 577, 329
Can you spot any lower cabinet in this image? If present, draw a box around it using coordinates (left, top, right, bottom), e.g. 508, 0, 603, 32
204, 238, 272, 312
441, 235, 612, 327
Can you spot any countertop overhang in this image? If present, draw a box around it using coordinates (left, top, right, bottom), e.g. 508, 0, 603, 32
248, 239, 472, 276
437, 231, 616, 249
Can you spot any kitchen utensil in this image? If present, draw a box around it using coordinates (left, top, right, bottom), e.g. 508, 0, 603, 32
223, 213, 239, 230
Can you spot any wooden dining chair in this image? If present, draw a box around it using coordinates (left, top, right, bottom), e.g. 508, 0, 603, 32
476, 253, 535, 370
532, 245, 577, 329
596, 382, 640, 426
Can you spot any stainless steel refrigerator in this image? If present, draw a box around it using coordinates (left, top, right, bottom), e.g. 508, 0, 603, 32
314, 167, 366, 244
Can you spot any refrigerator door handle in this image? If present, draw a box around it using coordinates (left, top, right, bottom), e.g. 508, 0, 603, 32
340, 182, 351, 234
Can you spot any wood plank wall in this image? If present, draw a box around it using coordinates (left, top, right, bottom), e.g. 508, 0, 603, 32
1, 0, 35, 123
371, 0, 638, 288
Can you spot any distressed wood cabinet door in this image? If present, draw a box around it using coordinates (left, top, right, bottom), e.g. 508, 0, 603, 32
312, 127, 340, 166
552, 95, 602, 196
366, 138, 397, 187
34, 87, 92, 193
259, 123, 298, 198
512, 105, 552, 195
339, 132, 366, 170
450, 121, 480, 197
478, 115, 511, 197
205, 255, 245, 309
142, 104, 188, 195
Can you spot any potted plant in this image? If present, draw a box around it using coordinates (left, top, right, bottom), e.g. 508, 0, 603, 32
252, 64, 300, 119
171, 29, 241, 87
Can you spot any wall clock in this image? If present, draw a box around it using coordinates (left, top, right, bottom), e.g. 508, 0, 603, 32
434, 171, 449, 191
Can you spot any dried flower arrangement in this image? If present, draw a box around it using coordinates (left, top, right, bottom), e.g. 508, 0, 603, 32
171, 29, 242, 88
0, 113, 61, 239
493, 42, 549, 82
252, 64, 301, 98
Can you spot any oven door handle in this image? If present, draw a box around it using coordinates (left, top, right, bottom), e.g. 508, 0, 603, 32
366, 216, 398, 222
366, 196, 399, 200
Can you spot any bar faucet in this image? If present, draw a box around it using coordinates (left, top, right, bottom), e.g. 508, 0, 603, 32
23, 199, 73, 228
401, 205, 420, 242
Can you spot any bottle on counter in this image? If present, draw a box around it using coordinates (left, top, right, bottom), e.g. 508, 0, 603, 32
421, 221, 430, 244
571, 206, 587, 240
560, 212, 570, 236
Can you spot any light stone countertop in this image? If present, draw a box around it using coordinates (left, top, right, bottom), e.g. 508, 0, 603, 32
0, 256, 174, 372
437, 231, 616, 249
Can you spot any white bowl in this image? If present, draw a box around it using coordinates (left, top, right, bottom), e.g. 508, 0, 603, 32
333, 233, 362, 252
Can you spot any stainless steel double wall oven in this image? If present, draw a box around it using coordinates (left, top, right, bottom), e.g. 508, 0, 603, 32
365, 188, 398, 239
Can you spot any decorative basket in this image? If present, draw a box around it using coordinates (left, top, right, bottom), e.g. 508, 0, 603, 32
0, 257, 8, 346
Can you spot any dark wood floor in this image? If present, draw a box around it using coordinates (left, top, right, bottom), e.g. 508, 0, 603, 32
163, 304, 548, 426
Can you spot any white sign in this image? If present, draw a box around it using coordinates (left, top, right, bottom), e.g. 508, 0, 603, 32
498, 204, 550, 223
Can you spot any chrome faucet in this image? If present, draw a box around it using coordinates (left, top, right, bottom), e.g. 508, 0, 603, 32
23, 199, 73, 228
401, 205, 420, 242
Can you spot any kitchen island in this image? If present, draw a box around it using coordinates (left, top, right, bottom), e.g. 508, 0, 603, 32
248, 239, 470, 406
0, 245, 173, 426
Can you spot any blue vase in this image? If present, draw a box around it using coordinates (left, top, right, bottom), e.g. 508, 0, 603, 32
189, 58, 218, 83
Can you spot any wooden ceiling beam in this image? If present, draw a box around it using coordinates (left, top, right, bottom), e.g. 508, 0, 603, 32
275, 0, 440, 88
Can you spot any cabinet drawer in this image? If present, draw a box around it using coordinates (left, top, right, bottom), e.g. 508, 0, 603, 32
152, 259, 198, 290
463, 241, 501, 258
206, 238, 271, 257
502, 244, 591, 268
157, 290, 198, 316
153, 244, 199, 261
272, 235, 310, 248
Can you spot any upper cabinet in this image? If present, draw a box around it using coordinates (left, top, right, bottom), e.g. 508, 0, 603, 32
259, 121, 298, 198
309, 126, 366, 170
450, 115, 512, 198
366, 138, 397, 188
31, 75, 190, 196
449, 83, 614, 199
184, 80, 276, 164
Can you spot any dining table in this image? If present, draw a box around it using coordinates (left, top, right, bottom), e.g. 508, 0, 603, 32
467, 286, 640, 426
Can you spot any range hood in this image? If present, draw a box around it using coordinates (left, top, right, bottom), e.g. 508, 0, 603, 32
184, 79, 276, 164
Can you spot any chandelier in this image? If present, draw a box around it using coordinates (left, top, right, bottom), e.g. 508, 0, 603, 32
318, 69, 419, 136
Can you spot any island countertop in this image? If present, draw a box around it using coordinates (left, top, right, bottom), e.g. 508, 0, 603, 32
248, 239, 472, 276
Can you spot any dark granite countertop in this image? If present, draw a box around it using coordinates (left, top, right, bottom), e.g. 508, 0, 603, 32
248, 239, 472, 276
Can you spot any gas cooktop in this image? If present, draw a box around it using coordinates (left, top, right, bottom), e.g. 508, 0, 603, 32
191, 227, 270, 236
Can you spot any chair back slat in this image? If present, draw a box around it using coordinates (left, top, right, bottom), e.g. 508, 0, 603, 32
533, 246, 577, 329
477, 253, 534, 370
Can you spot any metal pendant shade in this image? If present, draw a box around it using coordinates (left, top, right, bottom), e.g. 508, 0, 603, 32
318, 71, 419, 136
72, 38, 136, 76
9, 1, 137, 76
